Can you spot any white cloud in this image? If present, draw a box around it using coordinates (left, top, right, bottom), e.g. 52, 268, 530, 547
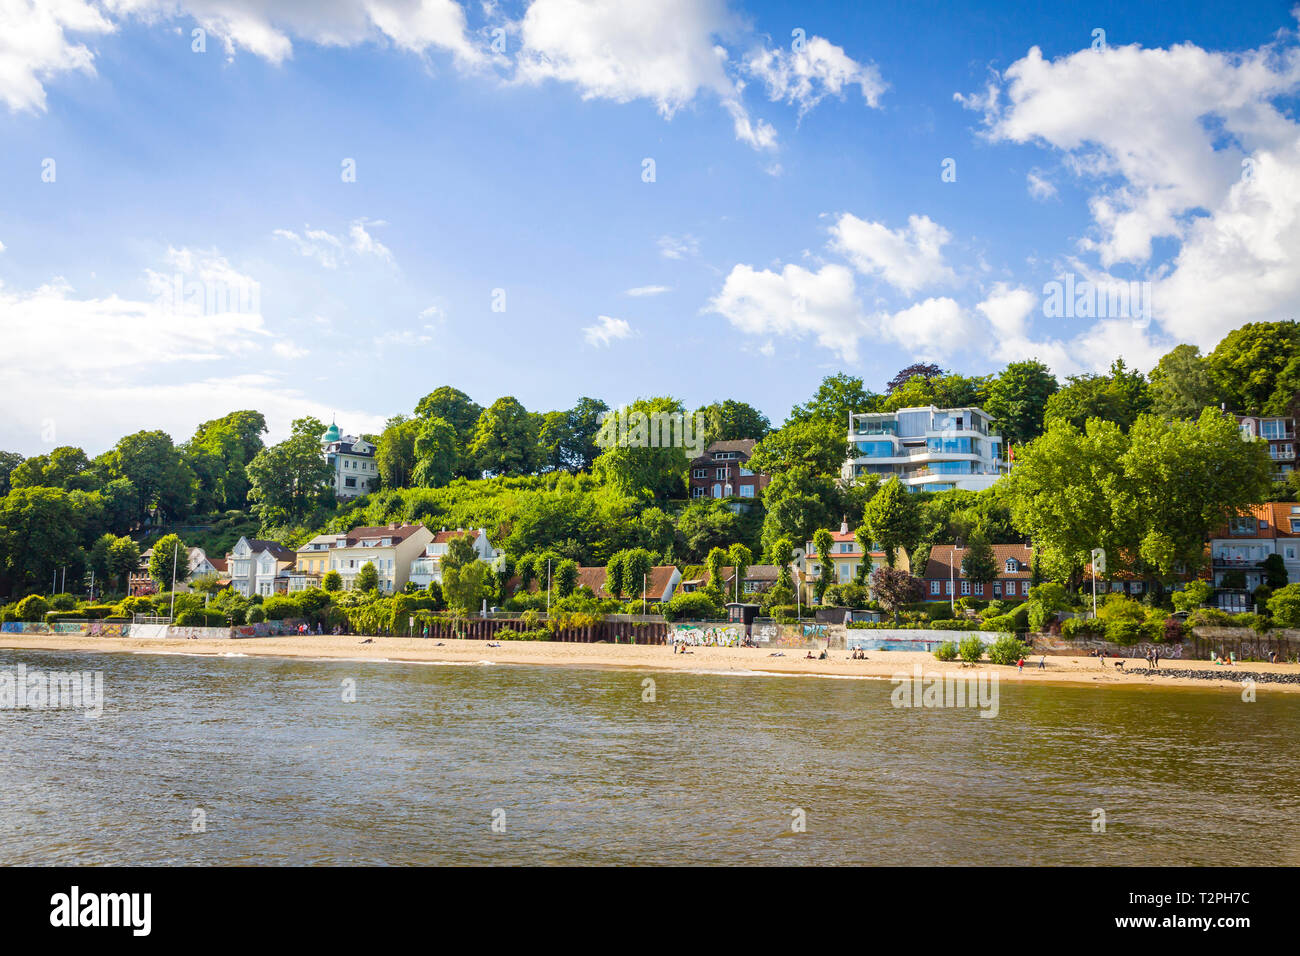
875, 297, 976, 359
624, 284, 671, 296
514, 0, 778, 149
1026, 168, 1056, 200
829, 212, 956, 293
960, 32, 1300, 350
0, 0, 114, 112
744, 34, 885, 116
582, 314, 634, 347
706, 261, 867, 362
976, 282, 1036, 338
273, 218, 394, 268
658, 234, 699, 259
105, 0, 485, 66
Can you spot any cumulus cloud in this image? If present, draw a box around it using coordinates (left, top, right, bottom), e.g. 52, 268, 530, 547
0, 0, 114, 112
706, 261, 868, 362
960, 33, 1300, 348
744, 33, 885, 116
875, 297, 976, 359
582, 314, 634, 347
829, 212, 956, 293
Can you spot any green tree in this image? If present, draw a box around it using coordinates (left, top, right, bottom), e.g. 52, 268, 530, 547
322, 569, 342, 592
0, 487, 88, 595
789, 373, 880, 427
621, 548, 654, 601
706, 547, 727, 593
554, 558, 578, 597
354, 562, 380, 592
246, 417, 335, 523
861, 477, 922, 568
1147, 344, 1219, 420
104, 430, 197, 521
812, 527, 835, 603
415, 387, 482, 444
1206, 320, 1300, 414
1044, 358, 1151, 432
961, 535, 998, 590
591, 396, 690, 500
748, 418, 849, 556
9, 446, 98, 492
870, 566, 923, 622
469, 397, 539, 477
727, 543, 752, 603
0, 451, 23, 496
605, 551, 627, 598
184, 410, 267, 510
149, 533, 190, 590
375, 415, 422, 489
695, 399, 772, 445
852, 525, 875, 584
984, 359, 1058, 447
411, 416, 461, 488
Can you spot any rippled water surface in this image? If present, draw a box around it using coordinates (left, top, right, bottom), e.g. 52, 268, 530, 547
2, 648, 1297, 865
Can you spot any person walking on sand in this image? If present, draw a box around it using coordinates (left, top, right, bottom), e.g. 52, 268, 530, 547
1038, 655, 1046, 670
1016, 657, 1024, 673
1153, 650, 1160, 670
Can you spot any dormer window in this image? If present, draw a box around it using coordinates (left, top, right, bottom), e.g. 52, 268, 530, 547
1005, 558, 1019, 573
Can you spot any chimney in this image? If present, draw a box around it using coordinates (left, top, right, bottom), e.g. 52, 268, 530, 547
840, 515, 849, 535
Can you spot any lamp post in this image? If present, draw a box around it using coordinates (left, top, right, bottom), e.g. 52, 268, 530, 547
169, 541, 180, 621
1090, 548, 1106, 619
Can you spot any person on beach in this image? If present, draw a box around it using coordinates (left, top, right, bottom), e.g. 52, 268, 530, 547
1038, 655, 1046, 669
1153, 650, 1160, 670
1016, 657, 1024, 673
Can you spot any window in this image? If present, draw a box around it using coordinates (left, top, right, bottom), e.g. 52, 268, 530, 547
1004, 559, 1019, 572
1230, 516, 1257, 535
712, 483, 722, 498
993, 582, 1003, 597
945, 580, 954, 595
739, 467, 753, 476
344, 477, 356, 488
691, 486, 705, 498
1291, 520, 1300, 534
716, 467, 728, 479
974, 582, 984, 596
1262, 419, 1287, 440
961, 581, 971, 595
1286, 546, 1297, 560
930, 581, 940, 595
739, 485, 754, 498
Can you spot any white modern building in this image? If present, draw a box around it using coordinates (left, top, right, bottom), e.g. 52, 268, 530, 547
843, 406, 1006, 492
321, 420, 378, 499
408, 528, 497, 588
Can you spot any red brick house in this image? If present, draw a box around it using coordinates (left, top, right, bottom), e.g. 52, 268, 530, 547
923, 543, 1035, 602
688, 440, 770, 501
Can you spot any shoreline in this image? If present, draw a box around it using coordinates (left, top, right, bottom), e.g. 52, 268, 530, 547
1, 633, 1296, 693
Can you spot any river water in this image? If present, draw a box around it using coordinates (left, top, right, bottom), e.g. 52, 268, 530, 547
1, 648, 1296, 865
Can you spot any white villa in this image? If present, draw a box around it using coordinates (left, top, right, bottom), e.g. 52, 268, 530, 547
843, 405, 1007, 493
290, 523, 434, 594
408, 528, 497, 588
321, 421, 378, 499
227, 537, 297, 597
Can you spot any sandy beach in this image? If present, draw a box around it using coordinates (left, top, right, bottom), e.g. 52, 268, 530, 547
1, 632, 1297, 692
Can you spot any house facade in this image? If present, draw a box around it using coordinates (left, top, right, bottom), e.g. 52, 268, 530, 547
1209, 503, 1300, 610
803, 521, 901, 596
129, 546, 224, 595
922, 543, 1035, 602
843, 405, 1006, 493
321, 421, 378, 499
688, 439, 770, 501
227, 538, 297, 597
294, 523, 434, 594
408, 528, 497, 588
681, 564, 782, 598
528, 565, 681, 603
1237, 415, 1297, 480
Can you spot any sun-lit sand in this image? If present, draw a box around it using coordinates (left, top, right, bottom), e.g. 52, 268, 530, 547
2, 632, 1297, 692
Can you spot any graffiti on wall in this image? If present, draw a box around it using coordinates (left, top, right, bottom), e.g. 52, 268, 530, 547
87, 623, 127, 637
672, 624, 743, 647
1033, 635, 1185, 659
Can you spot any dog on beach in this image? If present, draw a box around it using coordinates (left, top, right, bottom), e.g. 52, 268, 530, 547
1114, 660, 1125, 670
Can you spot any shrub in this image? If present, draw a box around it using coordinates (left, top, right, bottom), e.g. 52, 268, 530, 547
987, 634, 1028, 666
662, 591, 724, 622
15, 595, 49, 622
1062, 617, 1105, 640
957, 635, 985, 663
1267, 583, 1300, 628
49, 593, 78, 611
1171, 579, 1213, 613
1188, 607, 1234, 628
1104, 618, 1143, 645
933, 641, 958, 662
174, 609, 227, 628
246, 605, 266, 623
1162, 616, 1185, 644
262, 595, 302, 620
929, 619, 980, 630
1230, 612, 1272, 634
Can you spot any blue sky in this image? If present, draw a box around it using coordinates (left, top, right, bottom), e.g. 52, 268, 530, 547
2, 0, 1300, 455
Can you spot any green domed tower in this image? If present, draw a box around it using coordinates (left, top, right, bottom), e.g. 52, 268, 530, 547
322, 420, 342, 444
